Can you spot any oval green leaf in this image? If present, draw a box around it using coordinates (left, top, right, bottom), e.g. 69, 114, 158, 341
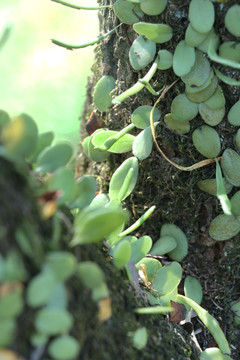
189, 0, 215, 34
209, 214, 240, 241
45, 252, 76, 281
129, 236, 152, 264
26, 269, 56, 307
93, 76, 115, 112
192, 125, 220, 158
160, 224, 188, 262
228, 100, 240, 126
132, 125, 155, 161
133, 23, 172, 44
221, 148, 240, 186
140, 0, 167, 16
131, 105, 161, 129
113, 0, 144, 25
173, 40, 196, 77
36, 143, 73, 173
113, 240, 131, 269
48, 335, 80, 360
35, 308, 73, 335
171, 93, 198, 122
150, 235, 177, 256
77, 261, 105, 289
153, 262, 182, 296
164, 113, 190, 135
157, 49, 173, 70
129, 36, 156, 71
224, 5, 240, 37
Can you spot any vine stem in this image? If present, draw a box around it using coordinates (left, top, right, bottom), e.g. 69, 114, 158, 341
51, 0, 112, 10
51, 24, 121, 50
150, 81, 222, 171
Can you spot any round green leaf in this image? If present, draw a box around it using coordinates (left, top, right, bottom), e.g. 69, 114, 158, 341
200, 104, 225, 127
221, 148, 240, 186
152, 262, 182, 296
45, 252, 76, 281
2, 113, 38, 159
72, 207, 129, 245
77, 261, 105, 289
201, 85, 225, 111
129, 236, 152, 264
48, 167, 76, 205
197, 178, 233, 196
228, 100, 240, 126
189, 0, 215, 34
224, 5, 240, 37
184, 276, 202, 305
209, 214, 240, 241
132, 125, 154, 161
35, 308, 73, 336
173, 40, 196, 77
109, 157, 139, 201
131, 105, 161, 129
171, 93, 198, 122
157, 50, 173, 70
113, 0, 144, 25
150, 235, 177, 256
185, 73, 218, 103
48, 335, 80, 360
164, 113, 190, 135
185, 23, 210, 47
181, 50, 211, 88
82, 133, 109, 162
192, 125, 220, 158
160, 224, 188, 262
140, 0, 167, 16
93, 76, 115, 112
0, 318, 16, 347
230, 191, 240, 216
70, 175, 98, 209
0, 287, 23, 318
113, 240, 131, 269
46, 283, 68, 310
132, 327, 148, 350
27, 270, 56, 307
133, 23, 172, 44
30, 131, 54, 162
129, 36, 156, 71
36, 143, 73, 173
219, 42, 240, 63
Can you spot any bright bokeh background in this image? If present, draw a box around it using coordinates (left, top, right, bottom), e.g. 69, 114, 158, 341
0, 0, 98, 146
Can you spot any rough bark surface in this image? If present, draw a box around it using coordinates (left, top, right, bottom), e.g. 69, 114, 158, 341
80, 0, 240, 359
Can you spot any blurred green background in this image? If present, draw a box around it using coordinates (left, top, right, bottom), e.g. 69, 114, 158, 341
0, 0, 98, 147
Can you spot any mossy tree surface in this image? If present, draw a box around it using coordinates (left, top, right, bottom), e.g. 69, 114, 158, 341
80, 0, 240, 358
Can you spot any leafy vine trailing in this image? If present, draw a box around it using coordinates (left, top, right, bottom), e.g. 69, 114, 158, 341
0, 0, 240, 359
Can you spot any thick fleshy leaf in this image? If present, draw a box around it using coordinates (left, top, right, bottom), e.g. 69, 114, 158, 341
92, 130, 134, 153
221, 148, 240, 186
181, 50, 211, 87
129, 36, 156, 71
30, 131, 54, 162
219, 41, 240, 63
164, 113, 190, 135
185, 73, 218, 103
230, 191, 240, 216
197, 28, 219, 53
197, 178, 233, 196
192, 125, 220, 158
184, 276, 202, 305
160, 224, 188, 262
173, 40, 196, 77
224, 5, 240, 37
132, 125, 155, 161
113, 0, 144, 25
109, 157, 138, 201
93, 76, 115, 112
150, 235, 177, 256
113, 240, 131, 269
48, 167, 76, 205
157, 49, 173, 70
227, 100, 240, 126
26, 269, 56, 307
48, 335, 80, 360
140, 0, 167, 16
71, 207, 129, 245
189, 0, 215, 34
36, 143, 73, 173
171, 93, 198, 122
133, 23, 172, 44
2, 113, 38, 159
153, 262, 182, 296
185, 23, 209, 47
35, 308, 73, 335
136, 258, 162, 282
199, 104, 225, 127
70, 175, 98, 209
131, 105, 161, 129
200, 85, 225, 110
77, 261, 105, 289
209, 214, 240, 241
132, 327, 148, 350
45, 252, 76, 281
129, 236, 152, 264
82, 133, 109, 162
